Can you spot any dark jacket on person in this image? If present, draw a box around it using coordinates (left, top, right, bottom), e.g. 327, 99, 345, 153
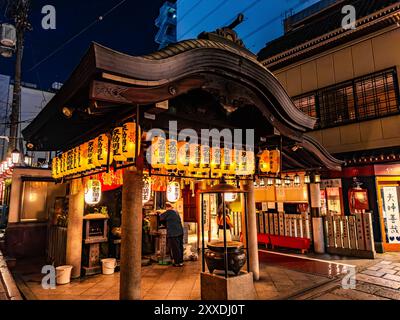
159, 209, 184, 238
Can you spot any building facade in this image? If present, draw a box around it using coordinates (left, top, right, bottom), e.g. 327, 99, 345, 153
258, 0, 400, 252
0, 75, 55, 164
155, 1, 177, 49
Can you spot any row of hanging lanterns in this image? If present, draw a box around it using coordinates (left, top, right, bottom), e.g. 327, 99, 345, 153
52, 122, 140, 179
150, 137, 257, 178
254, 172, 321, 188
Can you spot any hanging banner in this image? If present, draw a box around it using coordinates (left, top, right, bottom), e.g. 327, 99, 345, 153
381, 187, 400, 244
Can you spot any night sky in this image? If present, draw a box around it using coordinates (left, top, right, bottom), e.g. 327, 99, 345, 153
0, 0, 319, 90
0, 0, 164, 89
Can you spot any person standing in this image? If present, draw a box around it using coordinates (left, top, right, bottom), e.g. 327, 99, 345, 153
159, 202, 184, 267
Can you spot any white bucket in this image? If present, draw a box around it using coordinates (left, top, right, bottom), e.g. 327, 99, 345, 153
101, 258, 117, 275
56, 265, 73, 285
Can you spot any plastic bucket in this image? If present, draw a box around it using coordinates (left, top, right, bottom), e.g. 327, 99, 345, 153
56, 265, 73, 285
101, 258, 117, 275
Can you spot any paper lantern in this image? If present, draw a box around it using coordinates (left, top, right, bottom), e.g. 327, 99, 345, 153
112, 127, 126, 162
80, 142, 89, 172
234, 149, 255, 176
74, 146, 82, 173
210, 147, 222, 177
122, 122, 140, 162
142, 176, 152, 204
166, 139, 178, 171
200, 144, 210, 169
88, 139, 101, 168
97, 134, 112, 167
167, 181, 181, 203
51, 157, 58, 179
66, 150, 74, 176
269, 150, 281, 174
151, 136, 166, 169
259, 150, 270, 173
177, 141, 189, 173
221, 147, 235, 175
189, 144, 200, 173
84, 179, 102, 205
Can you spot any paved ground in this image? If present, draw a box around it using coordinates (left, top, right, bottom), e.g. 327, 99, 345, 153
290, 252, 400, 300
13, 251, 339, 300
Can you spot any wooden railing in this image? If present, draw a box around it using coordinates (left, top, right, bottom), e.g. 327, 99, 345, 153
323, 213, 375, 258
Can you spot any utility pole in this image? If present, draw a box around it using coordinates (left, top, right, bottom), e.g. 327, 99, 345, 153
6, 0, 31, 154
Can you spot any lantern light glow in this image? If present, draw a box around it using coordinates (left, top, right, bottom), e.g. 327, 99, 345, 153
84, 179, 102, 205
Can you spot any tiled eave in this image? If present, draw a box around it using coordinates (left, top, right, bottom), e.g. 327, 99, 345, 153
262, 3, 400, 70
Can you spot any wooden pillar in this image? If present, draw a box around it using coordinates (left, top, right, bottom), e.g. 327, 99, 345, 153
66, 179, 84, 279
120, 168, 143, 300
245, 181, 260, 281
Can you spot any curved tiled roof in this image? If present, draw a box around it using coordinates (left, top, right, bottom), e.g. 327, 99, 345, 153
143, 38, 258, 62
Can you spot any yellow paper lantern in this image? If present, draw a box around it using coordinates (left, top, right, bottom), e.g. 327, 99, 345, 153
84, 179, 102, 205
112, 127, 126, 162
75, 145, 82, 173
52, 157, 58, 179
97, 134, 112, 167
259, 150, 270, 173
167, 181, 181, 203
166, 139, 178, 171
200, 144, 210, 169
210, 147, 222, 177
151, 136, 166, 169
87, 139, 98, 169
122, 122, 140, 162
189, 144, 200, 173
177, 141, 189, 173
269, 149, 281, 174
221, 147, 235, 175
80, 142, 89, 172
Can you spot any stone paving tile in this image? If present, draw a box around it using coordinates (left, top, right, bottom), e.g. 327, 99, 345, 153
331, 288, 389, 300
374, 288, 400, 300
378, 261, 393, 265
380, 268, 398, 275
357, 274, 400, 290
367, 266, 381, 271
314, 293, 351, 300
361, 270, 386, 277
383, 274, 400, 282
355, 282, 380, 295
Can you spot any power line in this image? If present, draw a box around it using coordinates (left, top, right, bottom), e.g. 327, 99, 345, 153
27, 0, 128, 73
180, 0, 230, 39
222, 0, 263, 26
179, 0, 204, 22
242, 0, 315, 40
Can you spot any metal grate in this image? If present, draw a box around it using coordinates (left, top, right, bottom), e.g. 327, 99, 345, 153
293, 68, 400, 129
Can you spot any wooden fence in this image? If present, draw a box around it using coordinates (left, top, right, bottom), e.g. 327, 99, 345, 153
257, 212, 312, 239
323, 213, 375, 258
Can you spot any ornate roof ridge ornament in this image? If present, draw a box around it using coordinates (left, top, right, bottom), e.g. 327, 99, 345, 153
197, 13, 254, 56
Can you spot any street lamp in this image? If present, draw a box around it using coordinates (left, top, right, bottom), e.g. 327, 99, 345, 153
11, 149, 21, 165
